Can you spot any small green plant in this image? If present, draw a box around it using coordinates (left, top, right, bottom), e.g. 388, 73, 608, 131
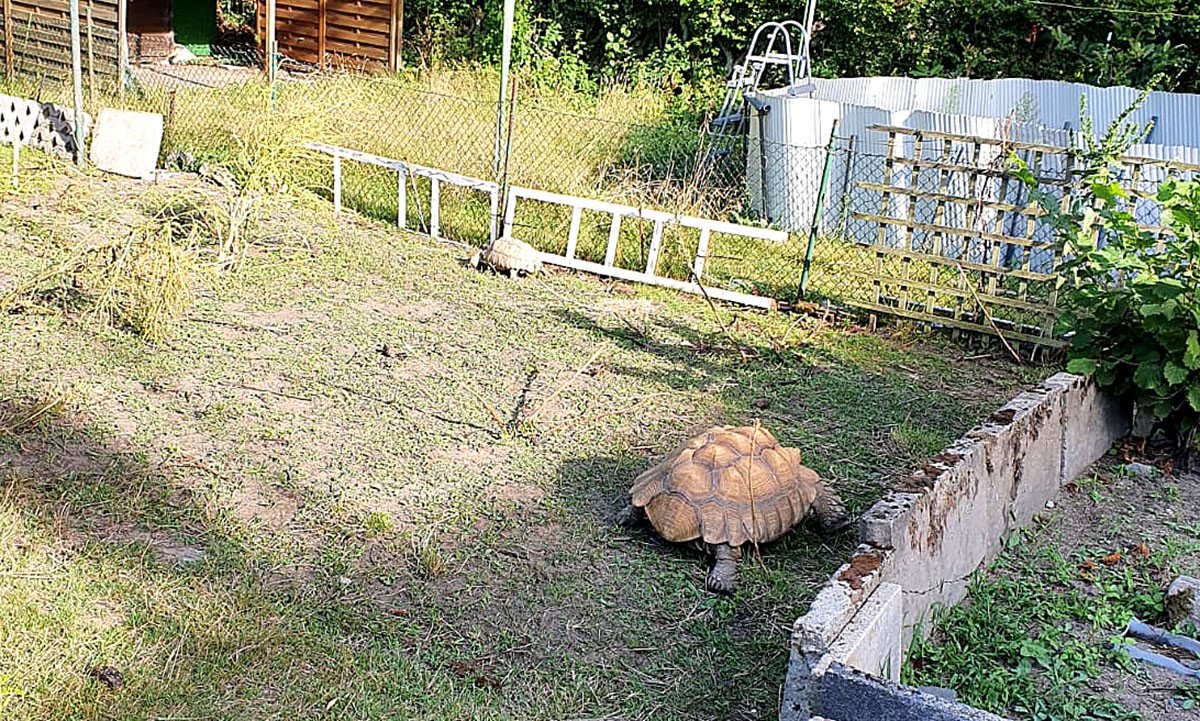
362, 510, 396, 536
1014, 89, 1200, 453
904, 524, 1162, 721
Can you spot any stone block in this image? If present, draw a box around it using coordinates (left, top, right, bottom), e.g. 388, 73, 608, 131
1054, 372, 1130, 483
1165, 576, 1200, 630
816, 663, 1011, 721
89, 109, 165, 178
828, 582, 902, 683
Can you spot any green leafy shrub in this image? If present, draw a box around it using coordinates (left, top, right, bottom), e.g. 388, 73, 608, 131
1015, 95, 1200, 451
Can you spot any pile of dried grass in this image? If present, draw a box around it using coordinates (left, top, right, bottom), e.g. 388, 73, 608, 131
2, 220, 194, 344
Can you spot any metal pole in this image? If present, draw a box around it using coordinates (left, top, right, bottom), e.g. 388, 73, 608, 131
117, 0, 128, 95
86, 7, 95, 106
69, 0, 85, 165
266, 0, 277, 82
799, 118, 839, 300
492, 0, 515, 179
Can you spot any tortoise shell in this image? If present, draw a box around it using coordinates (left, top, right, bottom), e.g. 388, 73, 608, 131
474, 236, 543, 275
630, 425, 822, 547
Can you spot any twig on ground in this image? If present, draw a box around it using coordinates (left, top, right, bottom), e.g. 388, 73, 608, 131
548, 392, 674, 435
954, 262, 1024, 365
228, 381, 314, 402
190, 317, 290, 335
525, 347, 604, 425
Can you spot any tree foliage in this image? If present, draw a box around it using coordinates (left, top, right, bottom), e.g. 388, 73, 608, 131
401, 0, 1200, 93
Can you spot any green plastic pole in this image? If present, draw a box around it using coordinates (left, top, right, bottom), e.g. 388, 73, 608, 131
799, 118, 839, 301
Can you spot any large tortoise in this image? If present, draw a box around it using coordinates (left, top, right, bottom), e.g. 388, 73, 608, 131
618, 425, 851, 594
469, 236, 543, 278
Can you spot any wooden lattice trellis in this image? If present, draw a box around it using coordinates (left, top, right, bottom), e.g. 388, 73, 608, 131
849, 125, 1199, 348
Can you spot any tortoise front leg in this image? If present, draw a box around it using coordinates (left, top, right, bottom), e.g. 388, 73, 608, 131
812, 482, 852, 535
705, 543, 742, 595
614, 503, 644, 527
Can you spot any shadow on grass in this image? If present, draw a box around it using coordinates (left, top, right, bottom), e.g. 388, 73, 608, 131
0, 393, 440, 718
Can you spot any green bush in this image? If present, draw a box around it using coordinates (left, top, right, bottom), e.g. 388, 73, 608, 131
1015, 96, 1200, 451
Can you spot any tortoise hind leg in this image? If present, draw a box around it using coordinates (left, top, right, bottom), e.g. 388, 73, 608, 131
705, 543, 742, 595
812, 482, 852, 535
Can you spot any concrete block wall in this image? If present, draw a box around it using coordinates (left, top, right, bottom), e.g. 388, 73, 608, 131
0, 93, 92, 157
781, 373, 1129, 721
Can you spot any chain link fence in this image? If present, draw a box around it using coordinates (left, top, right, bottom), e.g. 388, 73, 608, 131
3, 21, 1197, 348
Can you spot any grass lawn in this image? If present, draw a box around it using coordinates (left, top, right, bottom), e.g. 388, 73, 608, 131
0, 149, 1041, 720
906, 456, 1200, 721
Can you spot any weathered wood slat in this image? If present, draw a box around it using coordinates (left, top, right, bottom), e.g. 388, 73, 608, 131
845, 269, 1058, 315
324, 36, 387, 60
853, 212, 1059, 252
862, 240, 1057, 282
849, 299, 1061, 346
323, 22, 389, 47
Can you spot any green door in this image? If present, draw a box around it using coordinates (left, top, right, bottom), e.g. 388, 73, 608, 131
173, 0, 216, 56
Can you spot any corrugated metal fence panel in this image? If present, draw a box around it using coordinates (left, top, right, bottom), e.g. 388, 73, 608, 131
812, 77, 1200, 149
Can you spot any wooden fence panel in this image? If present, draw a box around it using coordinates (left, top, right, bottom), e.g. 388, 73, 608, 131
849, 124, 1200, 348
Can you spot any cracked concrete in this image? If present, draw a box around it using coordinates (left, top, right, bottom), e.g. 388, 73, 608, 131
781, 373, 1130, 721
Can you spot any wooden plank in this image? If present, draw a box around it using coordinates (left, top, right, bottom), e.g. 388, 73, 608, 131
867, 124, 1072, 155
324, 37, 386, 60
644, 219, 664, 275
326, 0, 391, 18
325, 14, 389, 33
277, 7, 319, 21
862, 239, 1057, 283
604, 214, 620, 267
564, 205, 582, 260
388, 0, 400, 71
853, 212, 1059, 252
316, 0, 325, 65
116, 0, 125, 91
887, 155, 1070, 185
4, 0, 14, 76
857, 182, 1032, 215
11, 0, 117, 24
848, 299, 1061, 347
540, 254, 776, 311
872, 130, 896, 307
843, 268, 1058, 314
323, 23, 389, 48
930, 137, 954, 322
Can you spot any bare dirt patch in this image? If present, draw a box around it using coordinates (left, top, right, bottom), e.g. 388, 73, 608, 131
1052, 465, 1200, 720
358, 296, 450, 323
226, 478, 302, 530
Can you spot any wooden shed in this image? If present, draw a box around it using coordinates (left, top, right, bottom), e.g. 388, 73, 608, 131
1, 0, 123, 78
0, 0, 402, 80
256, 0, 402, 72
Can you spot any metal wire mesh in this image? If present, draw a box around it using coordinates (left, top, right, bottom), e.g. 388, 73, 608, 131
5, 32, 1198, 346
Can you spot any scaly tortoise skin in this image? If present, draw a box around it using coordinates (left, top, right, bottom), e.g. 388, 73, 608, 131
619, 425, 850, 594
469, 236, 543, 278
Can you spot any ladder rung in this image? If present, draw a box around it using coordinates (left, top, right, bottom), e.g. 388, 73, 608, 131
745, 54, 801, 65
711, 113, 744, 127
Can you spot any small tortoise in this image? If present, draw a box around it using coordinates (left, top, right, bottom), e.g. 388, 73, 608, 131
619, 425, 850, 594
469, 236, 543, 278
